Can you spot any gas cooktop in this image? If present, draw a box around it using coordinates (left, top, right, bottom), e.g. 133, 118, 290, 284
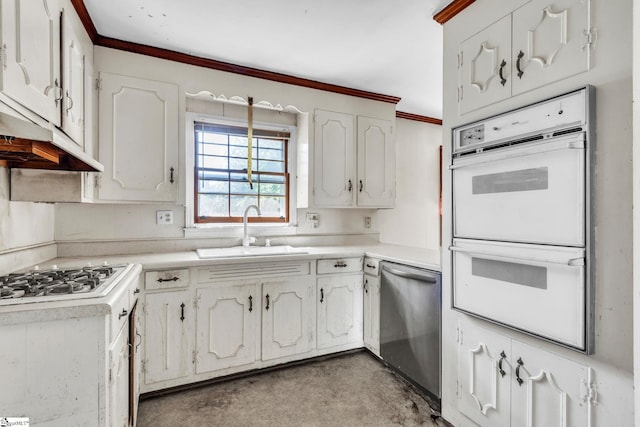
0, 263, 129, 306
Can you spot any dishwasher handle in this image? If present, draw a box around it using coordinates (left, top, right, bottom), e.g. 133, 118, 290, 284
381, 264, 437, 283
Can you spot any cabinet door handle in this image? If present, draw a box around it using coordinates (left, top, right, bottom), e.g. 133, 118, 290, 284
516, 357, 524, 385
170, 167, 175, 184
248, 295, 253, 312
65, 90, 74, 114
157, 277, 179, 283
499, 60, 507, 86
334, 262, 347, 268
516, 50, 525, 79
133, 288, 140, 294
54, 78, 63, 105
366, 263, 376, 269
498, 351, 506, 377
364, 279, 368, 294
320, 288, 324, 303
180, 302, 185, 322
135, 330, 142, 350
359, 180, 363, 192
348, 179, 353, 192
265, 294, 270, 311
118, 308, 128, 319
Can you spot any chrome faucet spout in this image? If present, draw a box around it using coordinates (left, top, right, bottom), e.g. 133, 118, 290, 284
242, 205, 261, 247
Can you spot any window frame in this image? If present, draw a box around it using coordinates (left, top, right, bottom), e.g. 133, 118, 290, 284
185, 113, 298, 228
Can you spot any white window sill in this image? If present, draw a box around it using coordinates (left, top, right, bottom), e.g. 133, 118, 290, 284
183, 223, 298, 239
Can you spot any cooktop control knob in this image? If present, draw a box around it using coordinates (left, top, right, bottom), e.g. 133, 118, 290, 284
33, 265, 40, 271
52, 265, 59, 270
86, 262, 93, 268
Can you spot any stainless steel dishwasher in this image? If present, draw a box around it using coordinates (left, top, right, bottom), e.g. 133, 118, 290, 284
380, 261, 441, 401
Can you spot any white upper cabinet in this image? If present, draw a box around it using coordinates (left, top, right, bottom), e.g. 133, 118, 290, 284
313, 110, 394, 208
458, 0, 593, 114
0, 0, 62, 126
98, 72, 179, 202
313, 110, 356, 207
61, 7, 87, 147
356, 116, 395, 207
511, 0, 591, 95
459, 15, 512, 115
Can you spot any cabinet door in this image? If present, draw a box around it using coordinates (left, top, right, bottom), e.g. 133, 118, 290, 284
458, 14, 512, 115
61, 8, 86, 147
510, 340, 592, 427
98, 72, 179, 202
512, 0, 591, 95
313, 110, 355, 207
458, 319, 511, 427
356, 117, 395, 208
363, 275, 380, 355
144, 291, 191, 384
262, 278, 315, 360
110, 325, 129, 427
195, 282, 259, 373
0, 0, 61, 125
317, 274, 364, 349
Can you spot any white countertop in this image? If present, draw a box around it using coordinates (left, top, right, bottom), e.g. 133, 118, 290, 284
41, 244, 442, 272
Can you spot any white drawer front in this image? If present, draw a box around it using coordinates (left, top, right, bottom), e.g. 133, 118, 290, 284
363, 257, 380, 276
317, 257, 363, 275
145, 269, 190, 290
452, 239, 586, 349
453, 138, 585, 246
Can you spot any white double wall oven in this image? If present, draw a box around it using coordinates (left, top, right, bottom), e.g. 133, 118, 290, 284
450, 86, 595, 353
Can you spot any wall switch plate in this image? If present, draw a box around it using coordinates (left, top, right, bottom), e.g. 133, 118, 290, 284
306, 212, 319, 221
156, 210, 173, 225
364, 216, 371, 229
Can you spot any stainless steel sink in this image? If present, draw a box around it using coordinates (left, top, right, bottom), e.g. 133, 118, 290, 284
196, 245, 308, 259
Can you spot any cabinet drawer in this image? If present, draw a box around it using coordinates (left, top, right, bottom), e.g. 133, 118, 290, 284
145, 269, 190, 290
363, 257, 380, 276
317, 257, 363, 275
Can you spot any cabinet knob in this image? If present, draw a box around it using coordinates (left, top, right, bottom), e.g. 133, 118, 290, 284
170, 167, 175, 184
320, 288, 324, 303
118, 308, 128, 319
348, 180, 353, 192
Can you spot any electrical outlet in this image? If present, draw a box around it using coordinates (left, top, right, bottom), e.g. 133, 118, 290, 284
364, 216, 371, 229
306, 212, 319, 221
156, 210, 173, 225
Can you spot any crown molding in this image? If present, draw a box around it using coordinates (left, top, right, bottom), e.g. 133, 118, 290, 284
433, 0, 476, 25
396, 111, 442, 125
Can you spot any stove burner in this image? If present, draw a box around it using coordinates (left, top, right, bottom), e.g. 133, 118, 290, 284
0, 265, 122, 300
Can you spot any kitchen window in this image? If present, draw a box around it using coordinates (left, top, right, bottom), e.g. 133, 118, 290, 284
194, 122, 290, 224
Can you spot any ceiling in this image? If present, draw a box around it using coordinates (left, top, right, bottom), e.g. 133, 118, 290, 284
83, 0, 450, 119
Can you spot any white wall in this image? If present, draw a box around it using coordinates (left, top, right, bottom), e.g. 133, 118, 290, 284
441, 1, 634, 425
633, 0, 640, 424
376, 118, 441, 249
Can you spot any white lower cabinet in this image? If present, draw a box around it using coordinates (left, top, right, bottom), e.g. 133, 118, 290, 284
110, 324, 130, 427
262, 277, 315, 360
143, 290, 192, 384
457, 319, 595, 427
195, 282, 259, 373
317, 274, 364, 350
363, 274, 380, 355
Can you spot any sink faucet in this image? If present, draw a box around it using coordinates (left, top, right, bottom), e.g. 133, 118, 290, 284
242, 205, 261, 247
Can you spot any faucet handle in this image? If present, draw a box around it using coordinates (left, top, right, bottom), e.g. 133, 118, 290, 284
265, 239, 271, 247
248, 236, 257, 245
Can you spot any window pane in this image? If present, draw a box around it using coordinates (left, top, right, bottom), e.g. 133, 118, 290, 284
198, 194, 228, 217
258, 146, 284, 161
201, 155, 228, 169
229, 145, 248, 158
230, 181, 258, 195
198, 179, 229, 194
201, 143, 228, 156
202, 132, 227, 144
260, 196, 286, 217
259, 182, 285, 196
256, 159, 285, 173
229, 135, 248, 147
230, 157, 249, 171
258, 139, 282, 149
230, 196, 259, 217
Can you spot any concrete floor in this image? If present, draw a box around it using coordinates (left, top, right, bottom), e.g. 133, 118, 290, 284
137, 351, 451, 426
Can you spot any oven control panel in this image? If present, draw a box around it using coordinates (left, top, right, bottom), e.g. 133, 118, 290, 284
453, 86, 591, 155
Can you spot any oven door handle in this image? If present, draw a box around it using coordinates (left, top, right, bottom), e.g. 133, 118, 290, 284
451, 133, 585, 169
449, 245, 585, 267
